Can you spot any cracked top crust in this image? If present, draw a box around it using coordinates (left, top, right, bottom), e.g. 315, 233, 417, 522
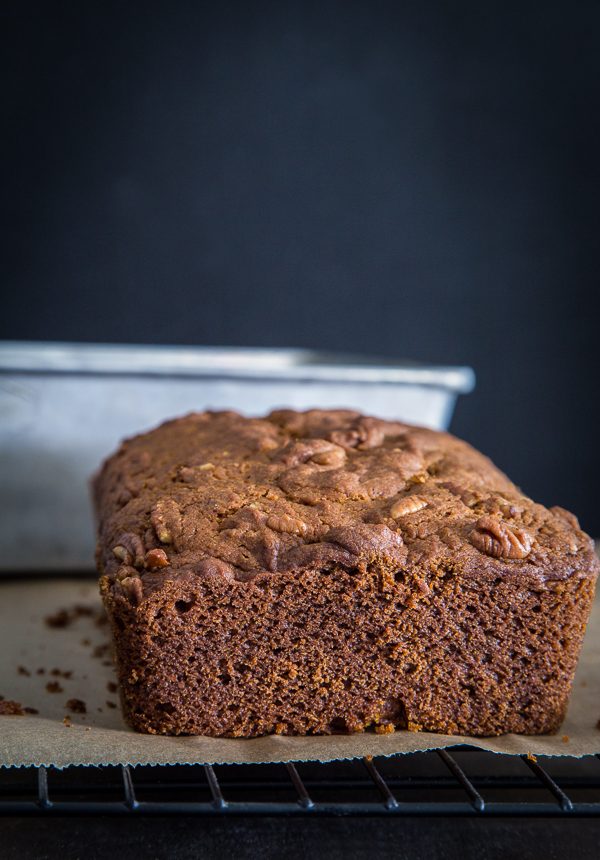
94, 409, 598, 599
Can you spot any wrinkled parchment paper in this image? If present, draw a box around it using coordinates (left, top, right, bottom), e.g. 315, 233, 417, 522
1, 578, 598, 768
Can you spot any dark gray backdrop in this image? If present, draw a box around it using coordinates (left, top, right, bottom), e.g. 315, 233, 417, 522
3, 1, 599, 531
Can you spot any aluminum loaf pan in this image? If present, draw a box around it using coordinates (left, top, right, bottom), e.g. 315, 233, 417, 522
0, 341, 474, 570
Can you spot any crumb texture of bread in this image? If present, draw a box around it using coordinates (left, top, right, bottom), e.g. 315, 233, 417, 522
94, 409, 599, 737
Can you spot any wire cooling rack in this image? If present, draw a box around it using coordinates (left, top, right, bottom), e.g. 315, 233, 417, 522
1, 748, 600, 816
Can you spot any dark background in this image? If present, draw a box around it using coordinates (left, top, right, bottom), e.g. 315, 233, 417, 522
3, 1, 599, 532
1, 6, 600, 857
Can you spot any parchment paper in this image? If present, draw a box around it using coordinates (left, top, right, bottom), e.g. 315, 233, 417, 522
1, 578, 598, 768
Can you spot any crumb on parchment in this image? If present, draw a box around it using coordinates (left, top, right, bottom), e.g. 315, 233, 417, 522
93, 643, 111, 660
0, 700, 26, 715
50, 669, 73, 679
0, 700, 37, 716
46, 681, 63, 694
45, 605, 99, 628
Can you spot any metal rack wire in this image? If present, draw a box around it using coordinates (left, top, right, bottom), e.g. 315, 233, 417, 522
2, 748, 600, 816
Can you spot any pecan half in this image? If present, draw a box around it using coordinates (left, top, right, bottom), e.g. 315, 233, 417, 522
112, 532, 145, 568
145, 548, 170, 569
440, 482, 479, 507
497, 498, 524, 518
115, 564, 138, 581
120, 576, 143, 606
266, 513, 308, 535
151, 498, 182, 544
310, 447, 346, 467
330, 418, 385, 450
390, 496, 428, 518
470, 516, 532, 560
480, 494, 524, 518
112, 545, 129, 563
274, 439, 343, 467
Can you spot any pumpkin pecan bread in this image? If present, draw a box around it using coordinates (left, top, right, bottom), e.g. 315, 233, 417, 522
94, 410, 598, 737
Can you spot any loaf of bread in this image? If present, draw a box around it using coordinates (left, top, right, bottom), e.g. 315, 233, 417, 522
94, 409, 598, 737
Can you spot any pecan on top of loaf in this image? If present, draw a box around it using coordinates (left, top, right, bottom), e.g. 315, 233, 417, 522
93, 409, 597, 600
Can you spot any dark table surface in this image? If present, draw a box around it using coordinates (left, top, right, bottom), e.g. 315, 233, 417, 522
2, 815, 600, 859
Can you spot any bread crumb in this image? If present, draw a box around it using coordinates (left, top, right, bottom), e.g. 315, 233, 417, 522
17, 666, 31, 677
526, 752, 537, 762
562, 735, 569, 743
92, 643, 110, 660
63, 715, 72, 727
46, 605, 97, 628
46, 681, 63, 694
106, 700, 117, 709
0, 700, 26, 715
95, 611, 108, 627
45, 609, 70, 628
50, 668, 73, 679
107, 681, 118, 693
65, 698, 87, 714
0, 699, 38, 715
375, 723, 395, 735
